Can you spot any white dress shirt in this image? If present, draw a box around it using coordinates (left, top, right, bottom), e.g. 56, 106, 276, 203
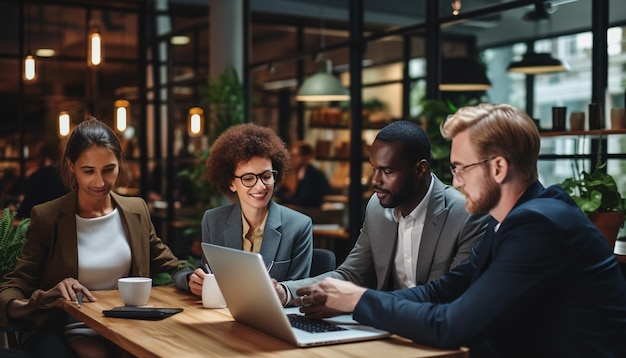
391, 174, 434, 289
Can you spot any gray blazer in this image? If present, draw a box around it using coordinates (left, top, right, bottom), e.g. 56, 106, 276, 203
175, 200, 313, 292
282, 175, 488, 301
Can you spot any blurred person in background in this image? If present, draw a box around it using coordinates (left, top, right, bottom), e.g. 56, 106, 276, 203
276, 141, 331, 208
17, 142, 68, 219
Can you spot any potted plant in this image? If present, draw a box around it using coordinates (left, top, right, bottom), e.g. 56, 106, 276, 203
200, 67, 246, 142
412, 99, 458, 184
0, 207, 30, 281
558, 144, 626, 249
176, 67, 248, 257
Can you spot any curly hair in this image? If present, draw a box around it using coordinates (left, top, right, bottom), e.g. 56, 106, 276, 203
206, 123, 291, 200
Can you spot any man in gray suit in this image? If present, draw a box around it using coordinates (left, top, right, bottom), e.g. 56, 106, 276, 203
274, 120, 488, 316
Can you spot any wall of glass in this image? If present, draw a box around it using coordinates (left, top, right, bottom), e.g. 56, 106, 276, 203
482, 25, 626, 196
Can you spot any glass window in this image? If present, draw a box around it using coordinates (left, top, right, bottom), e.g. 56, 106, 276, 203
483, 44, 526, 111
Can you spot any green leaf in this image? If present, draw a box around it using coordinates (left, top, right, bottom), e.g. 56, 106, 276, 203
152, 272, 172, 286
0, 208, 29, 279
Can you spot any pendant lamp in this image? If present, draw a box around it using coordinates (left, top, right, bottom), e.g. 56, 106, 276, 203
187, 107, 205, 137
296, 59, 349, 102
58, 111, 71, 137
439, 57, 491, 92
507, 1, 568, 75
88, 21, 103, 67
23, 4, 36, 82
507, 51, 569, 74
114, 100, 130, 132
295, 0, 349, 102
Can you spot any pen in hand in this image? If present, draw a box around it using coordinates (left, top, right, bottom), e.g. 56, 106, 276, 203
77, 292, 83, 308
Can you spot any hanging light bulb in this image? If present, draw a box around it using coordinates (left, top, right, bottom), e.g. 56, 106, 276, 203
23, 54, 36, 82
23, 4, 36, 82
188, 107, 204, 137
58, 111, 71, 137
114, 100, 130, 132
88, 21, 103, 67
451, 0, 461, 16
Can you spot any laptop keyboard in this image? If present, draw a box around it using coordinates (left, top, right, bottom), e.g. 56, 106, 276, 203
287, 314, 347, 333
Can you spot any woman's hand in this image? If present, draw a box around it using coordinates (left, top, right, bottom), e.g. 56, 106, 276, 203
39, 278, 95, 308
188, 268, 206, 296
8, 278, 95, 320
272, 279, 288, 306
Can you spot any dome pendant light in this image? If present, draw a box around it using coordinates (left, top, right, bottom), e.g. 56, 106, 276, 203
295, 0, 349, 102
296, 59, 349, 102
507, 1, 569, 75
507, 51, 569, 74
439, 57, 491, 92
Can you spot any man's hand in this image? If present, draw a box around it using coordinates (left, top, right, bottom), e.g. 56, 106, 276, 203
294, 278, 367, 318
272, 279, 288, 306
298, 303, 344, 319
189, 268, 206, 296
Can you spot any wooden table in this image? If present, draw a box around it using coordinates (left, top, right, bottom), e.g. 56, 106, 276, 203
63, 285, 468, 358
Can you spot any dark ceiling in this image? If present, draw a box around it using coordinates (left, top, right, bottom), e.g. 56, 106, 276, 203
0, 0, 624, 137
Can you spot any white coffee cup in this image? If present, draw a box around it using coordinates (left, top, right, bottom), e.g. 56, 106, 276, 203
202, 274, 227, 309
118, 277, 152, 306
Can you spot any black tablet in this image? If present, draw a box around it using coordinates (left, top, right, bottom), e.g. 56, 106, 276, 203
102, 306, 183, 320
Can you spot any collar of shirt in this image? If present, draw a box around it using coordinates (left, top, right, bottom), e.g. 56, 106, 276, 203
241, 210, 269, 253
391, 173, 435, 289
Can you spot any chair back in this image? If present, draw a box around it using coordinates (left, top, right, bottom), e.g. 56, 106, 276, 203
311, 248, 336, 277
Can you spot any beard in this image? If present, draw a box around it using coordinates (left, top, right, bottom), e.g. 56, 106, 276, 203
375, 188, 399, 208
465, 175, 500, 214
374, 179, 416, 209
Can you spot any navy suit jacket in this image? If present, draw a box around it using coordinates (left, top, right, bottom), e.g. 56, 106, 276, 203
353, 182, 626, 357
175, 200, 312, 292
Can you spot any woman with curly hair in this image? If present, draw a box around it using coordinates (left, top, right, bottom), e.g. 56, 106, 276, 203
175, 123, 313, 297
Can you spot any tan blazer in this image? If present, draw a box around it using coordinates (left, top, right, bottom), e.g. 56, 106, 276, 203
0, 189, 178, 332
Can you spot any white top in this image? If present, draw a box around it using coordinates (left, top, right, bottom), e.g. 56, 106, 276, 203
391, 173, 434, 289
76, 208, 131, 290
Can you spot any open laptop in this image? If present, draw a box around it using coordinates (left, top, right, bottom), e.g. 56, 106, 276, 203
201, 243, 390, 347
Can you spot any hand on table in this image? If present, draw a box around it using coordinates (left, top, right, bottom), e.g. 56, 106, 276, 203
8, 277, 95, 320
188, 268, 206, 296
294, 277, 367, 319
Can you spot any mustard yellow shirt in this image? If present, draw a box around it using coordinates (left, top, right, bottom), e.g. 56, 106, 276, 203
241, 211, 269, 253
